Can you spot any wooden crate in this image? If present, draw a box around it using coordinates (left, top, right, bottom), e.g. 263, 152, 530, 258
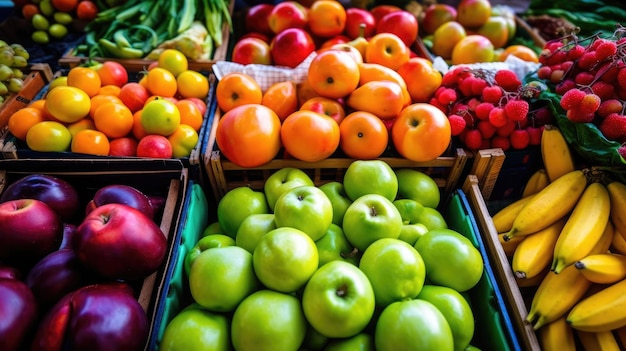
0, 159, 189, 351
0, 63, 54, 129
462, 174, 541, 351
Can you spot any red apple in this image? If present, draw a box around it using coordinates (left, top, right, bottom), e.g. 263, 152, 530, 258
109, 137, 138, 157
239, 32, 271, 43
0, 174, 80, 221
96, 61, 129, 87
421, 3, 457, 35
0, 199, 62, 263
0, 278, 38, 351
25, 249, 88, 309
147, 195, 167, 218
232, 37, 272, 65
267, 1, 309, 34
89, 184, 154, 219
370, 4, 402, 24
245, 3, 275, 36
31, 283, 148, 351
376, 10, 419, 47
73, 203, 167, 281
0, 264, 20, 280
344, 8, 376, 39
270, 27, 316, 68
136, 135, 173, 159
182, 97, 207, 116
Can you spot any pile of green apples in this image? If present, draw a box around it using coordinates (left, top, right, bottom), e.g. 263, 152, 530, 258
0, 41, 30, 105
160, 159, 485, 351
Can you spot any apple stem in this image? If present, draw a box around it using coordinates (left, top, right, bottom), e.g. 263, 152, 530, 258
341, 247, 359, 259
336, 284, 348, 297
369, 206, 378, 216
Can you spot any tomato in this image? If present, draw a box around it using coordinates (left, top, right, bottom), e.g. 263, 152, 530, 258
176, 70, 209, 100
96, 61, 128, 87
280, 110, 340, 162
168, 124, 199, 158
176, 99, 204, 132
391, 103, 452, 162
76, 0, 98, 21
158, 49, 188, 77
141, 98, 181, 136
44, 86, 91, 123
339, 111, 388, 159
71, 129, 110, 156
216, 104, 282, 168
93, 102, 134, 138
215, 72, 262, 113
146, 67, 178, 97
118, 82, 149, 112
67, 66, 101, 97
26, 121, 72, 152
90, 94, 123, 118
51, 0, 78, 12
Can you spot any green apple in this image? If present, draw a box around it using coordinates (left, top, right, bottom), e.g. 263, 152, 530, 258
343, 160, 398, 201
324, 333, 375, 350
417, 207, 448, 231
252, 227, 319, 293
189, 246, 260, 312
302, 260, 375, 338
217, 186, 269, 239
316, 223, 359, 267
231, 289, 307, 351
273, 185, 333, 241
302, 323, 330, 350
396, 168, 441, 209
319, 181, 352, 226
235, 213, 276, 253
184, 234, 236, 276
159, 303, 230, 351
414, 228, 484, 292
375, 299, 454, 351
394, 199, 428, 245
359, 238, 426, 307
342, 194, 403, 252
202, 221, 224, 236
264, 167, 314, 210
417, 284, 475, 351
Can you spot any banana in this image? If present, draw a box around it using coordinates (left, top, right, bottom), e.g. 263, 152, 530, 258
590, 220, 615, 256
576, 330, 622, 351
515, 265, 549, 288
541, 124, 576, 183
607, 180, 626, 237
503, 169, 588, 241
525, 264, 592, 330
538, 317, 576, 351
551, 182, 611, 273
522, 168, 550, 198
491, 195, 536, 234
574, 253, 626, 284
567, 278, 626, 332
512, 218, 566, 279
611, 225, 626, 255
498, 233, 524, 258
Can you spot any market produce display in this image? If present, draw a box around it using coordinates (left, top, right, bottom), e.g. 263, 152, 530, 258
161, 159, 489, 351
0, 173, 170, 351
0, 40, 30, 105
6, 48, 208, 157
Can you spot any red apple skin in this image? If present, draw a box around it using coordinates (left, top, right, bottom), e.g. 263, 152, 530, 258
376, 10, 419, 47
59, 223, 78, 250
0, 278, 38, 351
0, 199, 62, 263
267, 1, 308, 34
136, 135, 173, 159
270, 27, 316, 68
96, 61, 129, 87
344, 8, 376, 39
92, 184, 154, 219
0, 174, 80, 221
232, 37, 272, 65
25, 249, 89, 309
31, 283, 148, 351
245, 3, 275, 36
370, 4, 402, 24
109, 137, 138, 157
73, 203, 167, 281
147, 195, 167, 218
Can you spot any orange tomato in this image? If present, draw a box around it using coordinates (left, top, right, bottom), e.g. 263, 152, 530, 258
391, 103, 452, 162
339, 111, 388, 159
176, 99, 204, 132
8, 107, 45, 140
76, 0, 98, 20
280, 110, 340, 162
308, 0, 347, 38
67, 118, 96, 137
307, 50, 360, 99
67, 66, 102, 98
52, 0, 78, 12
261, 81, 298, 121
90, 94, 123, 118
132, 110, 148, 140
216, 104, 282, 167
93, 102, 134, 138
98, 85, 122, 96
215, 73, 263, 113
145, 67, 178, 97
71, 129, 110, 156
364, 32, 410, 71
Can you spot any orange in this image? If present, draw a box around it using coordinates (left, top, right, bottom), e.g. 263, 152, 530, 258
93, 102, 134, 138
145, 67, 178, 97
280, 110, 340, 162
28, 99, 47, 112
261, 81, 298, 121
71, 129, 110, 156
215, 73, 263, 113
8, 107, 45, 140
176, 99, 204, 132
308, 50, 360, 99
339, 111, 389, 159
67, 66, 102, 97
498, 45, 539, 63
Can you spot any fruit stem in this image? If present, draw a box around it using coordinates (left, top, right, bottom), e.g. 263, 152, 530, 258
335, 284, 348, 298
341, 247, 359, 259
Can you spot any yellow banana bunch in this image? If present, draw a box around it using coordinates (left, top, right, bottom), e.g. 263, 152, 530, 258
538, 317, 576, 351
503, 170, 588, 241
551, 182, 611, 273
607, 180, 626, 237
615, 326, 626, 348
526, 264, 592, 330
522, 168, 550, 198
574, 253, 626, 284
512, 219, 565, 279
541, 124, 576, 183
491, 195, 535, 234
611, 226, 626, 255
515, 267, 549, 288
576, 330, 622, 351
498, 233, 524, 258
567, 278, 626, 332
589, 220, 614, 256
